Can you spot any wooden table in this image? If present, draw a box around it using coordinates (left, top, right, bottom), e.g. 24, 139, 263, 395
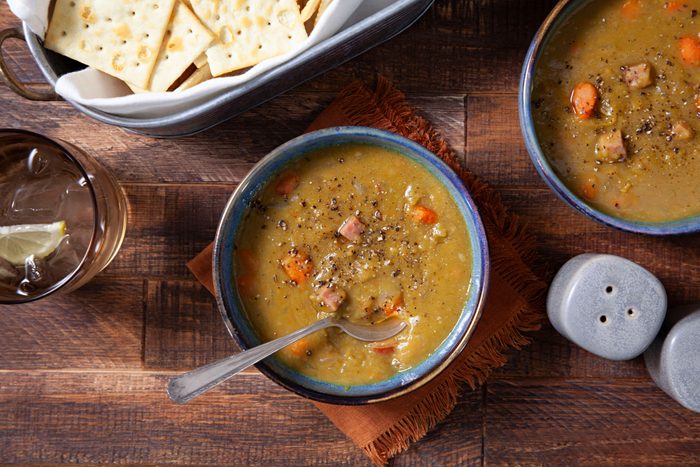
1, 1, 699, 464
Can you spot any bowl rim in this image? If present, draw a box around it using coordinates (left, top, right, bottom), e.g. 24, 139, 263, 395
212, 126, 490, 405
519, 0, 700, 236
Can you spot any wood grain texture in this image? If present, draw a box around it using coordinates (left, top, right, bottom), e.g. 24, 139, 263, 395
395, 387, 484, 467
106, 184, 234, 279
0, 370, 483, 466
297, 0, 559, 94
495, 187, 700, 304
0, 278, 143, 370
0, 86, 465, 184
0, 371, 370, 465
466, 94, 540, 186
144, 280, 238, 370
485, 379, 700, 465
494, 322, 648, 379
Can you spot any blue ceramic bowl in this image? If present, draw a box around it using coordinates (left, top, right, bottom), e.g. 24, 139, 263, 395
212, 127, 490, 405
519, 0, 700, 235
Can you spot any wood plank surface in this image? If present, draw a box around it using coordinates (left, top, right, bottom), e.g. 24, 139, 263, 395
0, 371, 368, 465
0, 85, 465, 184
0, 371, 484, 465
144, 280, 238, 370
109, 184, 233, 278
0, 278, 143, 370
1, 0, 699, 465
485, 379, 700, 465
466, 94, 538, 186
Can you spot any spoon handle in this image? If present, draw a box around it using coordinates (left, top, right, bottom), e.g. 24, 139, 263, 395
167, 318, 334, 404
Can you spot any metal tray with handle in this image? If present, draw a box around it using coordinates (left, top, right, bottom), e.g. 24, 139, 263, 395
0, 0, 433, 138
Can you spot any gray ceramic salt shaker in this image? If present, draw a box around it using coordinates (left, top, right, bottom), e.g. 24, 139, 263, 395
644, 305, 700, 413
547, 254, 667, 361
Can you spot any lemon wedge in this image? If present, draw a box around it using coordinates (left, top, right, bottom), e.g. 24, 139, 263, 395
0, 221, 67, 265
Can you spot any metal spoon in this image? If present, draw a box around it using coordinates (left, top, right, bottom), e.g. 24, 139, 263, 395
167, 316, 407, 404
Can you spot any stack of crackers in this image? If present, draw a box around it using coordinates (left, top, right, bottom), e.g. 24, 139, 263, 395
44, 0, 333, 93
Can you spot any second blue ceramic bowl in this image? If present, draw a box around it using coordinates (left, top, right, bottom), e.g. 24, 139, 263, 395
519, 0, 700, 235
212, 126, 490, 405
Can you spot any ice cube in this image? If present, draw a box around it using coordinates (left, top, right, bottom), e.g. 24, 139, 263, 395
27, 148, 51, 176
7, 175, 72, 221
57, 183, 94, 232
46, 236, 83, 280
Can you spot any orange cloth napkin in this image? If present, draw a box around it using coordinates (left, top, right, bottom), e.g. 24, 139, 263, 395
188, 78, 547, 465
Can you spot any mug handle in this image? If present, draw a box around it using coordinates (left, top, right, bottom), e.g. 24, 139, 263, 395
0, 27, 60, 101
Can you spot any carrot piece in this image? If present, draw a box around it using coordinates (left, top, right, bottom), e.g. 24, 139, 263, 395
280, 249, 314, 285
411, 205, 438, 225
679, 36, 700, 66
580, 175, 599, 201
370, 338, 397, 354
236, 274, 257, 298
275, 173, 300, 196
695, 96, 700, 113
371, 345, 395, 355
664, 1, 682, 12
383, 296, 404, 317
570, 82, 599, 120
288, 338, 310, 357
621, 0, 641, 19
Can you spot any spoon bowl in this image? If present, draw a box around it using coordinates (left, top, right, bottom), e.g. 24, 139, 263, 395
336, 317, 407, 342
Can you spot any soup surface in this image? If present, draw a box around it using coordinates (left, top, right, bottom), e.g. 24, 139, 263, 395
235, 143, 473, 386
533, 0, 700, 222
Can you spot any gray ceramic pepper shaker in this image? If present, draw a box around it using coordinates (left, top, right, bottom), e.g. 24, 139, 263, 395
547, 254, 667, 361
644, 305, 700, 413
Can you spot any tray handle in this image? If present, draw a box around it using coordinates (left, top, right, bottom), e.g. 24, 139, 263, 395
0, 27, 60, 101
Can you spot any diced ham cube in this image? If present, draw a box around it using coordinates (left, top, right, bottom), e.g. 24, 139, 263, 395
338, 215, 365, 242
622, 63, 653, 89
318, 285, 346, 312
672, 120, 695, 140
596, 129, 627, 163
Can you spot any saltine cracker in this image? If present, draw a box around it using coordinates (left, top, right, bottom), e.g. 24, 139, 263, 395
45, 0, 177, 88
147, 1, 214, 92
300, 0, 321, 22
190, 0, 308, 77
175, 63, 212, 91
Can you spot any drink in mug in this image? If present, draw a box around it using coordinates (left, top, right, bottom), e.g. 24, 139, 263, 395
0, 130, 127, 303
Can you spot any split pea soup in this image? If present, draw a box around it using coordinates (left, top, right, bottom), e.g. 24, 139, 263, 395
234, 143, 473, 386
533, 0, 700, 222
